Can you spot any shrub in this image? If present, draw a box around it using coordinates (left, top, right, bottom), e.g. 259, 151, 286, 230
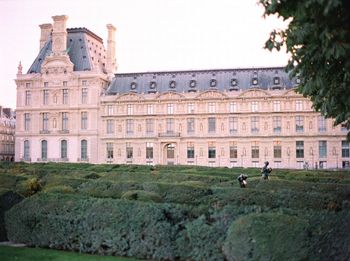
121, 190, 162, 203
43, 185, 75, 194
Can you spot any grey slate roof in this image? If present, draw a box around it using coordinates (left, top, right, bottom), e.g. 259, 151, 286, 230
106, 67, 297, 95
27, 28, 101, 73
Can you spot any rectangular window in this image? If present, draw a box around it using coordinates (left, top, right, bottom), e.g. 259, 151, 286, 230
24, 113, 30, 131
208, 102, 216, 113
127, 104, 133, 115
251, 116, 259, 133
126, 119, 134, 134
229, 117, 238, 134
43, 90, 49, 105
187, 142, 195, 159
229, 102, 237, 113
126, 143, 133, 159
25, 90, 31, 105
24, 140, 30, 160
167, 103, 174, 114
188, 103, 194, 113
107, 119, 114, 134
25, 82, 31, 88
208, 117, 216, 133
82, 80, 87, 86
107, 105, 113, 116
44, 82, 48, 87
146, 119, 154, 134
62, 89, 68, 104
146, 142, 153, 159
81, 140, 87, 160
106, 143, 113, 159
81, 88, 88, 104
187, 118, 195, 134
62, 112, 68, 131
60, 140, 67, 159
295, 115, 304, 132
318, 116, 327, 132
208, 145, 216, 159
273, 116, 281, 133
296, 141, 304, 158
230, 141, 237, 159
319, 141, 327, 158
147, 104, 154, 115
273, 101, 281, 112
251, 142, 259, 158
342, 141, 350, 158
296, 100, 303, 111
273, 141, 282, 158
251, 101, 258, 112
166, 118, 174, 133
42, 112, 49, 131
81, 112, 88, 130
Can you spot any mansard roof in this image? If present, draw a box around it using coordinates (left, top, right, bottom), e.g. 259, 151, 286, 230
28, 28, 104, 74
106, 67, 297, 95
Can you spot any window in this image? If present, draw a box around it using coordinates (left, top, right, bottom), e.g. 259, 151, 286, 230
147, 104, 154, 115
208, 144, 216, 159
146, 142, 153, 159
273, 116, 281, 133
126, 119, 134, 134
208, 117, 216, 133
210, 79, 217, 87
208, 102, 216, 113
82, 80, 87, 86
230, 141, 237, 159
41, 140, 47, 160
273, 141, 282, 158
341, 123, 347, 132
25, 82, 31, 88
167, 144, 175, 159
24, 113, 30, 131
229, 117, 238, 134
273, 101, 280, 112
146, 119, 154, 134
295, 116, 304, 132
107, 119, 114, 134
318, 116, 327, 132
25, 90, 31, 105
319, 141, 327, 158
81, 112, 88, 130
251, 142, 259, 158
251, 101, 258, 112
127, 104, 133, 115
229, 102, 237, 113
43, 90, 49, 105
61, 140, 67, 159
106, 143, 113, 159
167, 103, 174, 114
81, 88, 88, 104
251, 116, 259, 133
63, 81, 67, 87
44, 82, 49, 87
62, 89, 68, 104
62, 112, 68, 131
273, 77, 280, 85
296, 100, 303, 111
187, 118, 195, 134
342, 141, 350, 158
252, 78, 258, 85
42, 113, 49, 131
296, 141, 304, 158
187, 142, 195, 159
188, 103, 194, 113
126, 143, 133, 159
24, 140, 30, 160
166, 118, 174, 133
81, 140, 87, 160
107, 105, 113, 115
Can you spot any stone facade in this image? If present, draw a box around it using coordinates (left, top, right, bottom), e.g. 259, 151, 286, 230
15, 15, 350, 169
0, 107, 15, 161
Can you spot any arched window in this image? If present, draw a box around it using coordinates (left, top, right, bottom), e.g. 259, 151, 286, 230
81, 139, 87, 160
61, 140, 67, 159
41, 140, 47, 160
24, 140, 30, 160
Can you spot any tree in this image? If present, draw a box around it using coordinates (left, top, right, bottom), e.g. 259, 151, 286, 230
259, 0, 350, 140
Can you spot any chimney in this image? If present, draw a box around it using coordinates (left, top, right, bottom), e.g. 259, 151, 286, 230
52, 15, 69, 54
39, 23, 53, 51
106, 24, 117, 75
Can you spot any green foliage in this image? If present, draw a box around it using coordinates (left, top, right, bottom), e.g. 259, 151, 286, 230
121, 190, 162, 203
260, 0, 350, 139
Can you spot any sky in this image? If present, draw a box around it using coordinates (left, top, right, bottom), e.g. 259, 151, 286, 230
0, 0, 289, 109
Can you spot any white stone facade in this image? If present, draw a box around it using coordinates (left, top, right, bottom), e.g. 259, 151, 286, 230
15, 16, 350, 169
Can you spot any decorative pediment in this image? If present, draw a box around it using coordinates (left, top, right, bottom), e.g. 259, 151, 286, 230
41, 54, 74, 75
238, 89, 270, 98
116, 92, 144, 102
156, 91, 185, 100
282, 88, 300, 97
195, 90, 228, 100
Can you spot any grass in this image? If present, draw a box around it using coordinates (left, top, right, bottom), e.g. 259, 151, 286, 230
0, 245, 144, 261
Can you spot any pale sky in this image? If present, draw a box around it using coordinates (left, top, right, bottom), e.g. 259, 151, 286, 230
0, 0, 289, 109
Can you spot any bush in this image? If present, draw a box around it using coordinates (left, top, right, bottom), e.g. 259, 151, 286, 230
121, 190, 162, 203
43, 185, 75, 194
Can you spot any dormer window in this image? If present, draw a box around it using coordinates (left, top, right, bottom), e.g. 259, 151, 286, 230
169, 80, 176, 88
252, 78, 258, 86
210, 79, 217, 87
130, 82, 137, 90
273, 77, 280, 85
150, 81, 156, 89
231, 78, 238, 87
190, 80, 196, 88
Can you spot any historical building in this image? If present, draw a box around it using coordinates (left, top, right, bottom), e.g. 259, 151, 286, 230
0, 106, 15, 161
15, 15, 350, 169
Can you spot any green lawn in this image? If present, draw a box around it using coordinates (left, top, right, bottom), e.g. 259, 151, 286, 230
0, 245, 143, 261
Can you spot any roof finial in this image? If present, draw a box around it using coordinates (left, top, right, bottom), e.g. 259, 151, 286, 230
17, 61, 23, 75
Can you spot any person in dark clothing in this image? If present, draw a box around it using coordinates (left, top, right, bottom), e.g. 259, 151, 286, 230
237, 174, 248, 188
261, 161, 272, 179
